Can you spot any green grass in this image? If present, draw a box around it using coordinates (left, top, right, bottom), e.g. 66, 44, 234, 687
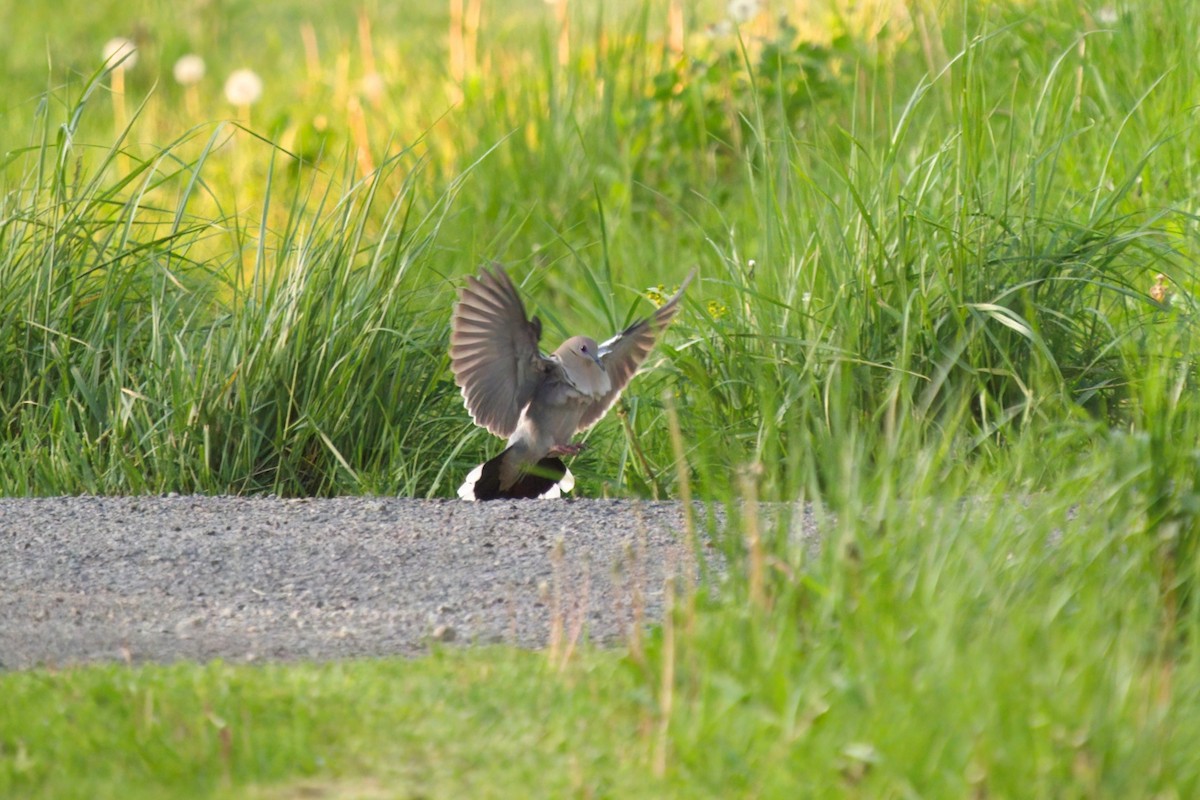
1, 650, 658, 799
2, 0, 1195, 497
5, 480, 1199, 797
4, 0, 1200, 795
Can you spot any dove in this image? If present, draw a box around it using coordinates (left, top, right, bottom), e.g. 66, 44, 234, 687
450, 264, 694, 500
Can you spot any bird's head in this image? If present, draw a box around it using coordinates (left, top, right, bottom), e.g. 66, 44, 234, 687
555, 336, 610, 396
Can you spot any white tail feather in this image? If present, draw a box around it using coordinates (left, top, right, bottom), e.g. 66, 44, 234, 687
457, 463, 574, 501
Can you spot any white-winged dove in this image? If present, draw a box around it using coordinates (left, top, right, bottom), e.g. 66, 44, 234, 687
450, 264, 694, 500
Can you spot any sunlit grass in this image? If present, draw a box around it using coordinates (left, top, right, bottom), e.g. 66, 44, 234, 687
3, 0, 1200, 795
5, 473, 1200, 797
0, 651, 660, 799
4, 0, 1195, 496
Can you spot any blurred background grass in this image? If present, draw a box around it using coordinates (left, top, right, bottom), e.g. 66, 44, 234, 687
3, 0, 1195, 499
5, 2, 1200, 796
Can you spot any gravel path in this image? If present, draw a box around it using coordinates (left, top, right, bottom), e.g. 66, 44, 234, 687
0, 496, 735, 670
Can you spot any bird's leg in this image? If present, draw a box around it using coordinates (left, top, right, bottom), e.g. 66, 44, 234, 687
548, 441, 587, 457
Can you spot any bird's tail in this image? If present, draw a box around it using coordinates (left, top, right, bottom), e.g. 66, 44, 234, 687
457, 446, 575, 501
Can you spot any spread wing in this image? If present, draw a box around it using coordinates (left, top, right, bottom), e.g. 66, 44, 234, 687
449, 265, 552, 438
576, 269, 695, 432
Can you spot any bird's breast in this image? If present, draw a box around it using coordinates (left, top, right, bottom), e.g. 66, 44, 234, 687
573, 367, 612, 397
510, 392, 591, 451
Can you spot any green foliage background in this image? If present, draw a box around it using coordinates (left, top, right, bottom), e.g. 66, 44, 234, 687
5, 1, 1200, 796
2, 0, 1195, 499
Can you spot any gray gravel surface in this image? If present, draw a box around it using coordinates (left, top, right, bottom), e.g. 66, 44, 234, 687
0, 496, 737, 670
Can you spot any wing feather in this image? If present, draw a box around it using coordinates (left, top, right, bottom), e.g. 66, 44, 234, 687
450, 265, 549, 438
575, 270, 695, 431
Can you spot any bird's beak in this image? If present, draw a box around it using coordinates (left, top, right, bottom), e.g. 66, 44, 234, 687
592, 354, 604, 370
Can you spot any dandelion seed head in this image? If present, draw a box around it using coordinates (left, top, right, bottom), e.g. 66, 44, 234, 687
1096, 6, 1118, 25
727, 0, 761, 24
102, 37, 138, 69
173, 54, 206, 86
361, 72, 385, 99
224, 68, 263, 106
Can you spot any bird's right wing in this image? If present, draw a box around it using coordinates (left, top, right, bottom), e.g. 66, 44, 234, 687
450, 265, 550, 438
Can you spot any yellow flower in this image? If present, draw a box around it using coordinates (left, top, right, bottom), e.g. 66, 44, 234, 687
646, 284, 667, 307
1149, 273, 1171, 306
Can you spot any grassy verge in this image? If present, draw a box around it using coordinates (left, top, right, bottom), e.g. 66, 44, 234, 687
4, 0, 1200, 795
4, 472, 1199, 797
1, 650, 657, 799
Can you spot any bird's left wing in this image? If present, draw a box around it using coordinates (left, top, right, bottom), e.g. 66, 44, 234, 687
576, 270, 695, 432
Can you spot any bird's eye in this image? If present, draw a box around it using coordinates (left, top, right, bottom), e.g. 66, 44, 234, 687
580, 345, 588, 353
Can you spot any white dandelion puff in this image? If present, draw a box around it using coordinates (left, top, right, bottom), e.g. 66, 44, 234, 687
103, 37, 137, 133
707, 20, 734, 37
102, 37, 138, 69
727, 0, 761, 24
360, 71, 385, 101
173, 54, 206, 86
1096, 7, 1118, 25
224, 68, 263, 107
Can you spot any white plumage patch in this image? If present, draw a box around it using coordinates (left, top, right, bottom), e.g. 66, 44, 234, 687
457, 464, 575, 501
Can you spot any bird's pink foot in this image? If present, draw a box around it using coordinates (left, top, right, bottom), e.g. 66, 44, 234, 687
548, 442, 587, 457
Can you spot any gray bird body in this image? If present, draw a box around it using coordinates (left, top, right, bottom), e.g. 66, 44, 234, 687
450, 265, 693, 500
